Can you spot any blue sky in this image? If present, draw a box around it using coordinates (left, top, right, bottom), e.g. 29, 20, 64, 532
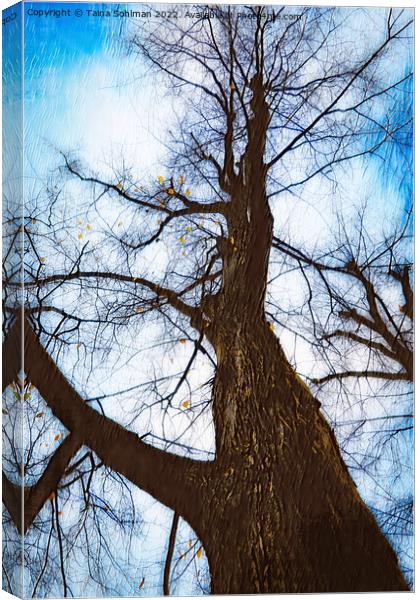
23, 3, 178, 187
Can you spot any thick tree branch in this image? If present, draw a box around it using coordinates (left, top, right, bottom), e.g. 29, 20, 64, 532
2, 434, 82, 534
2, 324, 83, 533
19, 319, 210, 519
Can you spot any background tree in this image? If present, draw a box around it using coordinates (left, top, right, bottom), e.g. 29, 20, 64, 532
3, 4, 413, 595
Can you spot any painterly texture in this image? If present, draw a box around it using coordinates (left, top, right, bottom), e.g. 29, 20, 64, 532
3, 3, 413, 596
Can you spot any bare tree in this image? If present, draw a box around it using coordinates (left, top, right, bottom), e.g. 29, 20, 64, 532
3, 5, 413, 594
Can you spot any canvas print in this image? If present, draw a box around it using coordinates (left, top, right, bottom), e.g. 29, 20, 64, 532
2, 1, 414, 596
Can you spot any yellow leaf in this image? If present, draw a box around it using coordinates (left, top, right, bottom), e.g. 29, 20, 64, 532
135, 307, 144, 313
39, 257, 46, 264
269, 323, 276, 332
54, 433, 62, 442
196, 547, 203, 559
31, 218, 37, 224
157, 175, 164, 184
86, 224, 91, 231
182, 400, 190, 409
13, 391, 20, 400
48, 491, 55, 501
182, 251, 187, 257
185, 226, 192, 232
138, 578, 145, 590
157, 219, 162, 225
230, 236, 235, 245
23, 392, 31, 401
76, 343, 82, 349
35, 411, 44, 418
77, 233, 83, 240
179, 236, 186, 244
168, 188, 175, 195
188, 539, 193, 548
185, 189, 191, 196
118, 221, 123, 227
116, 182, 123, 190
178, 175, 184, 185
179, 339, 187, 344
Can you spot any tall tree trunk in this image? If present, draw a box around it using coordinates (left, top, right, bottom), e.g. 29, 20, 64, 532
190, 70, 409, 591
197, 325, 408, 592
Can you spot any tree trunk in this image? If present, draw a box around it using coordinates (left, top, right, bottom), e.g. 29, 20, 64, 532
12, 60, 409, 594
16, 272, 408, 592
184, 70, 408, 593
196, 325, 408, 592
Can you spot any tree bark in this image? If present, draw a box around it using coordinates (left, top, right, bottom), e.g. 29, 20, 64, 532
197, 326, 408, 592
